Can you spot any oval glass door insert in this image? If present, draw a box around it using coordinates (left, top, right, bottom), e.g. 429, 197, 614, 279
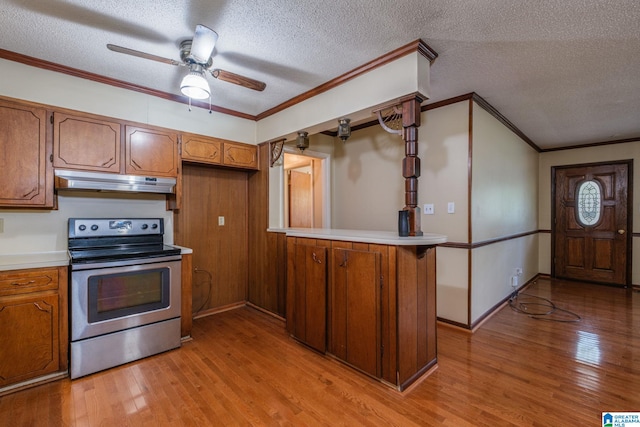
577, 180, 601, 226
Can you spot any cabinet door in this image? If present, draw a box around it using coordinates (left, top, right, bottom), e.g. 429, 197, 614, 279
287, 243, 327, 352
331, 248, 381, 377
0, 99, 52, 207
181, 134, 221, 165
53, 112, 121, 172
0, 293, 59, 387
125, 125, 178, 177
222, 142, 258, 169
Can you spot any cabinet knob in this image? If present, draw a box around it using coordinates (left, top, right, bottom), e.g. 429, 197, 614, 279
618, 229, 626, 235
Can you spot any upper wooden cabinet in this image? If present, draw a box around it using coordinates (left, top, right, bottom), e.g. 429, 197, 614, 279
223, 142, 258, 169
0, 98, 53, 208
181, 134, 258, 170
53, 112, 121, 173
181, 133, 222, 165
52, 114, 179, 178
125, 125, 179, 177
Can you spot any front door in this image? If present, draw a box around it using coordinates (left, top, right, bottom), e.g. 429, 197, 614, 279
552, 161, 632, 286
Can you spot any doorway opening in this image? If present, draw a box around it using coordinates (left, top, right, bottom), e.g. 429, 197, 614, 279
283, 150, 330, 228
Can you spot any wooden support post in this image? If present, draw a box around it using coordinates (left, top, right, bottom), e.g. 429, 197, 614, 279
401, 95, 424, 236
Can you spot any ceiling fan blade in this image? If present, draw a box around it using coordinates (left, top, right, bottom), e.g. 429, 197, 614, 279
211, 69, 266, 92
189, 25, 218, 64
107, 44, 183, 66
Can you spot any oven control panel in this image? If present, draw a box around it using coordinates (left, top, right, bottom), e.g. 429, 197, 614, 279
69, 218, 164, 237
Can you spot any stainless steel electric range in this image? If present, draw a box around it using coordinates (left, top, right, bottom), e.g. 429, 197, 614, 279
67, 218, 182, 379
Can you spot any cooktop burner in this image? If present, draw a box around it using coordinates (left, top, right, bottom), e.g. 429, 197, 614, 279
67, 218, 180, 264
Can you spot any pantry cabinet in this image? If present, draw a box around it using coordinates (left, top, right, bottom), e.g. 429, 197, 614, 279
0, 266, 68, 389
52, 112, 121, 173
0, 98, 53, 208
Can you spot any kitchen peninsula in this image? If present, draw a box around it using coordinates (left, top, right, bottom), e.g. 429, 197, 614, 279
281, 228, 446, 391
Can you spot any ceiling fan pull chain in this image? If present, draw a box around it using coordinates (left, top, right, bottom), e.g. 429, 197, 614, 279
188, 96, 192, 112
209, 95, 212, 114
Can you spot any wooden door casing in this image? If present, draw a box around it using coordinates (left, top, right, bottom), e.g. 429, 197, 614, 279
553, 161, 631, 285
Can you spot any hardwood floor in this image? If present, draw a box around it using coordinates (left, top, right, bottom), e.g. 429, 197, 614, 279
1, 277, 638, 426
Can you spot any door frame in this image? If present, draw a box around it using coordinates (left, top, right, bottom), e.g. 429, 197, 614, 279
279, 146, 332, 228
550, 159, 633, 286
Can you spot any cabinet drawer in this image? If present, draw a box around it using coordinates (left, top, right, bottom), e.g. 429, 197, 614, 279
0, 268, 59, 296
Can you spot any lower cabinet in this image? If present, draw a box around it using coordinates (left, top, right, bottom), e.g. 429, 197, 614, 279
286, 240, 327, 353
0, 267, 68, 390
286, 237, 437, 391
330, 248, 381, 378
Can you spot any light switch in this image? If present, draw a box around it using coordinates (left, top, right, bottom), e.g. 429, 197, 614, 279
218, 216, 225, 226
424, 204, 434, 215
447, 202, 455, 214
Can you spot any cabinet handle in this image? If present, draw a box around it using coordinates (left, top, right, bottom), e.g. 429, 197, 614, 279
131, 159, 142, 169
33, 302, 51, 313
21, 187, 37, 198
339, 253, 348, 267
11, 280, 36, 286
101, 157, 115, 167
312, 252, 322, 264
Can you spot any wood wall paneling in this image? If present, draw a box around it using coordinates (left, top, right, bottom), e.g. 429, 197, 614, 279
248, 144, 286, 317
174, 164, 249, 315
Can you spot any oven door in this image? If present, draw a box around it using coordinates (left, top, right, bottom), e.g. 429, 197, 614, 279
71, 255, 181, 341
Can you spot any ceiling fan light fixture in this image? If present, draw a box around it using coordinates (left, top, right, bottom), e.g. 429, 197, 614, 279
180, 67, 210, 100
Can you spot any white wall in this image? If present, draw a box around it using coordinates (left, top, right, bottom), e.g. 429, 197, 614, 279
0, 192, 172, 255
0, 59, 257, 144
539, 140, 640, 284
470, 103, 539, 323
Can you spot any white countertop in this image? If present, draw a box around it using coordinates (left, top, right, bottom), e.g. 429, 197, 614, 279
168, 244, 193, 255
0, 251, 70, 272
268, 228, 447, 246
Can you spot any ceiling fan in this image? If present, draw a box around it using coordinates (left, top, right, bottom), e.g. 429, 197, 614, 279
107, 24, 266, 101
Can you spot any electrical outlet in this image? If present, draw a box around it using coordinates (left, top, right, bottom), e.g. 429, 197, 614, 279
424, 204, 434, 215
218, 216, 225, 226
515, 267, 523, 276
511, 275, 518, 288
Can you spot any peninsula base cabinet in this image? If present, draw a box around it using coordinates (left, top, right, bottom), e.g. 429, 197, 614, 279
286, 237, 437, 391
0, 267, 68, 393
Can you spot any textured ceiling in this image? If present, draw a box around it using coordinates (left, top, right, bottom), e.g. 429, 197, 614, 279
1, 0, 639, 149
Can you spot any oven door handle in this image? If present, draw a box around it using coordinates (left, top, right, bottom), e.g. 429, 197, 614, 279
71, 254, 182, 271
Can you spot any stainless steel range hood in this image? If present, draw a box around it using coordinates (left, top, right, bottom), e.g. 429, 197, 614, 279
55, 170, 176, 194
